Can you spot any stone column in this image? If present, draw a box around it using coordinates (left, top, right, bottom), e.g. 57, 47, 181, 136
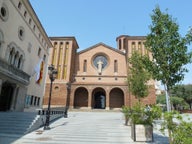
88, 89, 92, 109
105, 90, 110, 110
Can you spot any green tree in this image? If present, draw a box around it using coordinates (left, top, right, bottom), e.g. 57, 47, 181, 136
144, 6, 192, 112
171, 84, 192, 109
128, 52, 150, 102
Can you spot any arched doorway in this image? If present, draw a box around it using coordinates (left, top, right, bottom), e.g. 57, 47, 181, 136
0, 82, 14, 111
74, 87, 88, 108
92, 88, 106, 109
109, 88, 124, 109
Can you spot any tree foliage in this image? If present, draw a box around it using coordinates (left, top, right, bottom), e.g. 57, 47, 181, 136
128, 52, 151, 101
144, 6, 192, 111
170, 84, 192, 109
144, 6, 192, 90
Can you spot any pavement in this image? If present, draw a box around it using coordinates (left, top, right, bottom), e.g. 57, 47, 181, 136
0, 111, 169, 144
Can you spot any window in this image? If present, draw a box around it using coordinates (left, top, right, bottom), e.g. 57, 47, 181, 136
8, 47, 15, 64
38, 47, 41, 57
66, 42, 69, 48
131, 42, 136, 52
13, 51, 19, 66
43, 54, 46, 61
24, 11, 27, 17
17, 55, 22, 69
33, 25, 36, 31
18, 26, 25, 41
37, 98, 40, 106
119, 39, 122, 50
93, 55, 108, 69
0, 3, 9, 21
114, 60, 118, 73
83, 60, 87, 72
18, 2, 22, 9
138, 42, 142, 54
30, 96, 34, 105
29, 18, 32, 25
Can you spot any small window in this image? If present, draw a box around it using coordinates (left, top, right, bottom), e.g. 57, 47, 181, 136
83, 60, 87, 72
138, 42, 142, 53
43, 54, 46, 61
29, 18, 32, 25
114, 60, 118, 73
24, 11, 27, 17
33, 25, 36, 31
0, 3, 9, 21
119, 39, 122, 50
18, 26, 25, 41
37, 98, 40, 106
66, 42, 69, 48
18, 2, 22, 9
38, 47, 41, 56
132, 42, 136, 52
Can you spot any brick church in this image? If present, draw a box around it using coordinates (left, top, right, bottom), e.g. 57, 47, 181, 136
43, 35, 156, 110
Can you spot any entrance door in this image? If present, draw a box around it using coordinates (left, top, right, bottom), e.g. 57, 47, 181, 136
0, 83, 14, 111
94, 92, 106, 109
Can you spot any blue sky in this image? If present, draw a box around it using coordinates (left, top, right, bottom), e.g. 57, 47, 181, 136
30, 0, 192, 85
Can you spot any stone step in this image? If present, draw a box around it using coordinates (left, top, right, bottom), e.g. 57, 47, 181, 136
0, 112, 38, 135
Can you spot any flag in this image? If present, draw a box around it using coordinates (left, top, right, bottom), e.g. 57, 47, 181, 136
34, 59, 44, 84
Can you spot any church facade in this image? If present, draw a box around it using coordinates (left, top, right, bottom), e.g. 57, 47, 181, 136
43, 35, 156, 110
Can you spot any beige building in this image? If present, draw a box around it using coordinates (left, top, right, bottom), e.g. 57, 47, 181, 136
0, 0, 52, 111
44, 35, 156, 110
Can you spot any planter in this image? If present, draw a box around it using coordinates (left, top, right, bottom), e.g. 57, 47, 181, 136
131, 124, 153, 142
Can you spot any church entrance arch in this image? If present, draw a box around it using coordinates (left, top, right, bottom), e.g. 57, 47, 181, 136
109, 88, 124, 109
0, 82, 14, 111
74, 87, 88, 108
92, 88, 106, 109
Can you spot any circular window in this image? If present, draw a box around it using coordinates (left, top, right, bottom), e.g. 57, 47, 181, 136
0, 3, 9, 21
18, 26, 25, 41
93, 55, 108, 69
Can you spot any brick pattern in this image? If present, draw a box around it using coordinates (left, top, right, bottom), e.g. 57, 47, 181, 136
43, 36, 157, 109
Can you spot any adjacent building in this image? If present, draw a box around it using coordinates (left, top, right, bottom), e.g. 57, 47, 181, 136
43, 35, 156, 110
0, 0, 52, 111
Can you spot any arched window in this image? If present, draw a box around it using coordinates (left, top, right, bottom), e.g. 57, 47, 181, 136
114, 60, 118, 73
17, 55, 23, 69
13, 51, 19, 66
131, 42, 136, 52
83, 60, 87, 72
138, 42, 142, 54
119, 39, 122, 50
8, 47, 15, 64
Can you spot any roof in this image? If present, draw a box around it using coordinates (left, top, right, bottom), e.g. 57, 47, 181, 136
78, 42, 125, 55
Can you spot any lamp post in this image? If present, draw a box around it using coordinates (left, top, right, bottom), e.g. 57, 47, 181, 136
44, 64, 57, 130
64, 82, 71, 118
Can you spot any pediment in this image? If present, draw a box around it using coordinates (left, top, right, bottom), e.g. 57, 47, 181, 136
78, 42, 125, 55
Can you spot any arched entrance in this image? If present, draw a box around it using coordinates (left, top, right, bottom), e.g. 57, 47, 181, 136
0, 82, 14, 111
92, 88, 106, 109
74, 87, 88, 108
109, 88, 124, 109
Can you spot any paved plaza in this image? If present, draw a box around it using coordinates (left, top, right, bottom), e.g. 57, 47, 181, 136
0, 111, 169, 144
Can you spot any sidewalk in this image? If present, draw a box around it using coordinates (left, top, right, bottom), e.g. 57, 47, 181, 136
0, 111, 169, 144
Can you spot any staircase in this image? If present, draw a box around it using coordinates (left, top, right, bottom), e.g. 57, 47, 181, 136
0, 112, 40, 135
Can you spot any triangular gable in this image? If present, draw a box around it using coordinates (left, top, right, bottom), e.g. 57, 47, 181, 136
78, 42, 125, 55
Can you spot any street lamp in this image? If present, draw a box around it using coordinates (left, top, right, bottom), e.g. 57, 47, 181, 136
44, 64, 57, 130
64, 82, 71, 118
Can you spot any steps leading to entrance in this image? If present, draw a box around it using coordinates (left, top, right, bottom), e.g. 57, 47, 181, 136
70, 108, 122, 112
0, 112, 39, 135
